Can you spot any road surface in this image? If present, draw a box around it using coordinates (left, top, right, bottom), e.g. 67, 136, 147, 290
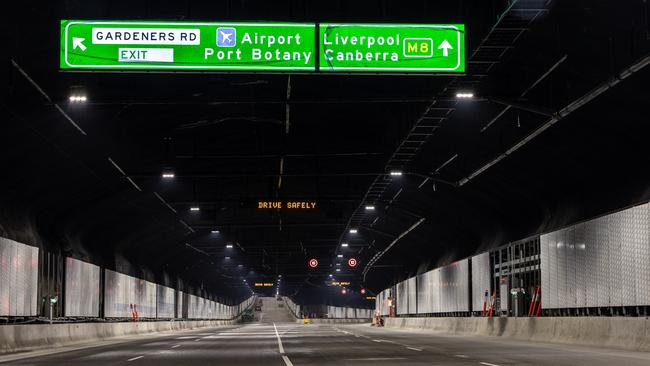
2, 321, 650, 365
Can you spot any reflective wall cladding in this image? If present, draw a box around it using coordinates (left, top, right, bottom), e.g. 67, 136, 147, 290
471, 252, 491, 312
326, 305, 371, 318
156, 285, 175, 318
104, 269, 156, 317
64, 257, 100, 317
396, 279, 409, 315
0, 237, 38, 317
376, 289, 390, 316
407, 277, 417, 314
541, 202, 650, 308
398, 258, 470, 315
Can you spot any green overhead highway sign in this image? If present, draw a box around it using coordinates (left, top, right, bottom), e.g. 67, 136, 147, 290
60, 20, 465, 73
60, 20, 316, 71
319, 23, 465, 73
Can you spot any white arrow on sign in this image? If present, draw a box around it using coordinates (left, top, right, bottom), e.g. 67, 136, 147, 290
438, 40, 453, 57
72, 37, 87, 51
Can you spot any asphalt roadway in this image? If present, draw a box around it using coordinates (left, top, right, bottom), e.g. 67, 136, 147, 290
2, 306, 650, 366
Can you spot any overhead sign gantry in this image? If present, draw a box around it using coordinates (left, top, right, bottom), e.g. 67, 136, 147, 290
60, 20, 465, 73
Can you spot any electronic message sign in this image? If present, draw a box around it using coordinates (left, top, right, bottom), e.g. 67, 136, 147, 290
60, 20, 316, 71
319, 23, 465, 73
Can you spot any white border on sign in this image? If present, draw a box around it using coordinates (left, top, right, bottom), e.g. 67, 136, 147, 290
319, 23, 463, 72
63, 21, 316, 70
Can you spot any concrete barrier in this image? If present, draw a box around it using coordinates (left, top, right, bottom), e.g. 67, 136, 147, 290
384, 317, 650, 351
0, 319, 237, 354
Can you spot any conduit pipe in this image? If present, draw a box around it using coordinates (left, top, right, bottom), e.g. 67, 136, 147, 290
458, 54, 650, 186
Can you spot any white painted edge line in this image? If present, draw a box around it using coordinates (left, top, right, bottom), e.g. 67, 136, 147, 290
479, 362, 501, 366
171, 344, 181, 348
127, 355, 144, 361
406, 347, 422, 351
455, 354, 469, 358
194, 338, 201, 341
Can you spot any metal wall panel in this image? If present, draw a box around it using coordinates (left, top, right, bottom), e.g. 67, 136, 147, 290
156, 285, 175, 318
574, 223, 587, 308
64, 258, 100, 317
0, 237, 39, 317
416, 271, 433, 314
471, 252, 490, 312
396, 280, 408, 315
407, 276, 417, 314
636, 204, 650, 304
541, 203, 650, 309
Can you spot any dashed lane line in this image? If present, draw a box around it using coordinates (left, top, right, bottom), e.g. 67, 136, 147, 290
273, 323, 295, 366
171, 345, 180, 349
406, 347, 422, 351
127, 356, 144, 361
455, 354, 469, 358
479, 362, 502, 366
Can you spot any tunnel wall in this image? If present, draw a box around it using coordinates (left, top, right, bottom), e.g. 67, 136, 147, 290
283, 297, 372, 320
384, 316, 650, 352
0, 237, 254, 321
377, 201, 650, 317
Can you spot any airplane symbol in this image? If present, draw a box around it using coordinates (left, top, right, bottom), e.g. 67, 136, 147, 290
216, 27, 236, 47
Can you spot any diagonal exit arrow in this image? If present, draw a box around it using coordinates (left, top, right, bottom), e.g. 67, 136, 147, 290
438, 39, 453, 57
72, 37, 86, 51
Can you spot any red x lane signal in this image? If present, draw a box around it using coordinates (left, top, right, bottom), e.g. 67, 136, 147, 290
308, 258, 319, 268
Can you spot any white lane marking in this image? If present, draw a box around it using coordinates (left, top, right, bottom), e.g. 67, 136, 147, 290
372, 339, 383, 342
282, 355, 293, 366
456, 354, 469, 358
171, 345, 180, 348
282, 355, 294, 366
273, 323, 285, 354
406, 347, 422, 351
127, 356, 144, 361
479, 362, 501, 366
194, 338, 201, 342
359, 335, 371, 339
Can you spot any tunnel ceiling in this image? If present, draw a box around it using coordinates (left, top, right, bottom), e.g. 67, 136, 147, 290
2, 0, 649, 302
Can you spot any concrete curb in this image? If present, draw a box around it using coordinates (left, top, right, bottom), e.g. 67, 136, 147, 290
384, 317, 650, 352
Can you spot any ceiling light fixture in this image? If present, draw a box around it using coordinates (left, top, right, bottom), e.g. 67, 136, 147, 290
349, 229, 358, 234
337, 254, 343, 258
211, 230, 220, 234
336, 268, 341, 272
68, 95, 87, 103
226, 244, 233, 249
161, 172, 175, 179
389, 171, 403, 176
365, 205, 375, 210
190, 206, 200, 211
456, 92, 474, 99
341, 243, 349, 247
